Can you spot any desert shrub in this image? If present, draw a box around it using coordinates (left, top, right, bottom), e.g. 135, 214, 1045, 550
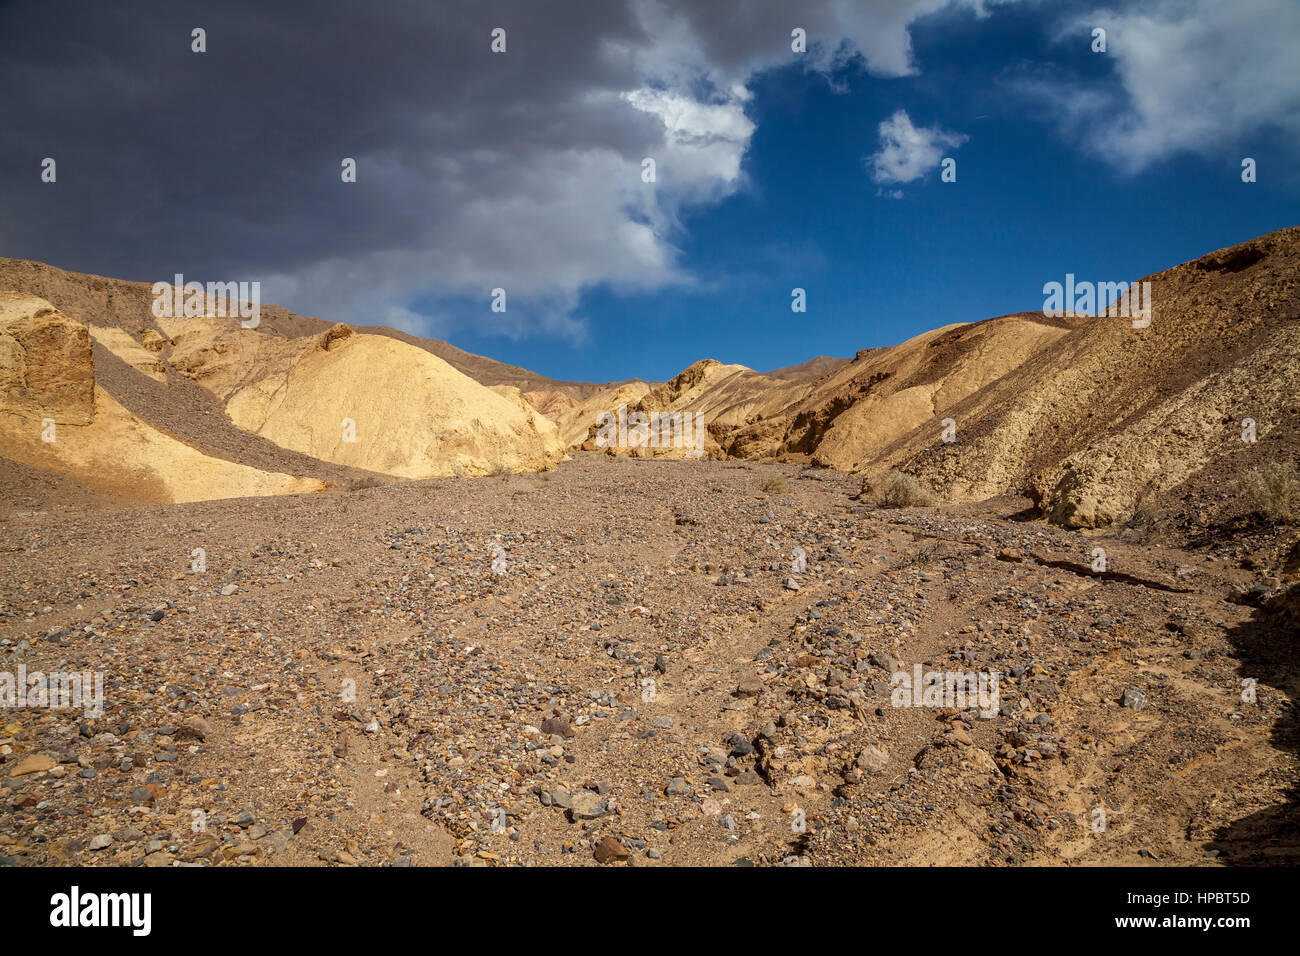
896, 542, 940, 568
1240, 461, 1299, 524
759, 473, 788, 494
879, 471, 937, 508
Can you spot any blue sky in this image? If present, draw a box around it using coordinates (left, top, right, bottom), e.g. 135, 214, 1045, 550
2, 0, 1297, 385
445, 2, 1299, 382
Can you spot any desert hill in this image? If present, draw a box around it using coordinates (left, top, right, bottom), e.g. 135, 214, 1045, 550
854, 229, 1300, 529
565, 360, 812, 460
0, 292, 326, 503
765, 355, 852, 381
2, 228, 1296, 523
0, 257, 602, 399
555, 380, 655, 448
572, 319, 1080, 463
354, 325, 615, 400
589, 227, 1296, 534
158, 317, 566, 478
0, 262, 573, 500
718, 315, 1081, 467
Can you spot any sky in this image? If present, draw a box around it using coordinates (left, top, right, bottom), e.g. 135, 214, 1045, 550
1, 0, 1298, 383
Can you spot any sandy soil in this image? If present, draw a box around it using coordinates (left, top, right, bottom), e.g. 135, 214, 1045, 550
1, 454, 1295, 867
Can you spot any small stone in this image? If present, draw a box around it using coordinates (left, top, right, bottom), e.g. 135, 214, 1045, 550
593, 836, 630, 864
7, 754, 56, 777
568, 790, 607, 820
178, 717, 212, 741
540, 717, 575, 738
856, 744, 890, 774
1120, 687, 1148, 710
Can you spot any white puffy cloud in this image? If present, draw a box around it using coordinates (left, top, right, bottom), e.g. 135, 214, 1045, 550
1034, 0, 1300, 172
624, 85, 755, 227
868, 109, 969, 185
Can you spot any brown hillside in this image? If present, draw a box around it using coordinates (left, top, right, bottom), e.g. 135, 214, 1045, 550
0, 257, 602, 397
869, 228, 1300, 529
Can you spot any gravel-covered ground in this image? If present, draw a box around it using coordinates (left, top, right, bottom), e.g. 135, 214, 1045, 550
1, 454, 1296, 867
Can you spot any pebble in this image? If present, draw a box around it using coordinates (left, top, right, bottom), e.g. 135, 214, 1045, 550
1121, 687, 1148, 710
593, 836, 630, 863
568, 790, 608, 820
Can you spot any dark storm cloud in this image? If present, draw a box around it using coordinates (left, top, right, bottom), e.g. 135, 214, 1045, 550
2, 0, 974, 334
1, 1, 650, 277
2, 0, 1292, 337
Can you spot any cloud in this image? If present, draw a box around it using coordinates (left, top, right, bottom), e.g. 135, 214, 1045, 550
868, 109, 969, 185
13, 0, 1290, 342
624, 85, 756, 218
0, 0, 1015, 341
633, 0, 1011, 83
1029, 0, 1300, 173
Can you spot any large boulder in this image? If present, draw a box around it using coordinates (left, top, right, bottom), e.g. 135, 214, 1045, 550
0, 291, 94, 424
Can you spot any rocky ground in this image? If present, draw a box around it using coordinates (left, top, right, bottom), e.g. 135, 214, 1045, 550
1, 453, 1296, 867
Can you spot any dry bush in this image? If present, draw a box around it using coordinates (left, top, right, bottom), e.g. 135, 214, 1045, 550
896, 542, 940, 568
1240, 461, 1299, 524
759, 473, 788, 494
879, 470, 938, 508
